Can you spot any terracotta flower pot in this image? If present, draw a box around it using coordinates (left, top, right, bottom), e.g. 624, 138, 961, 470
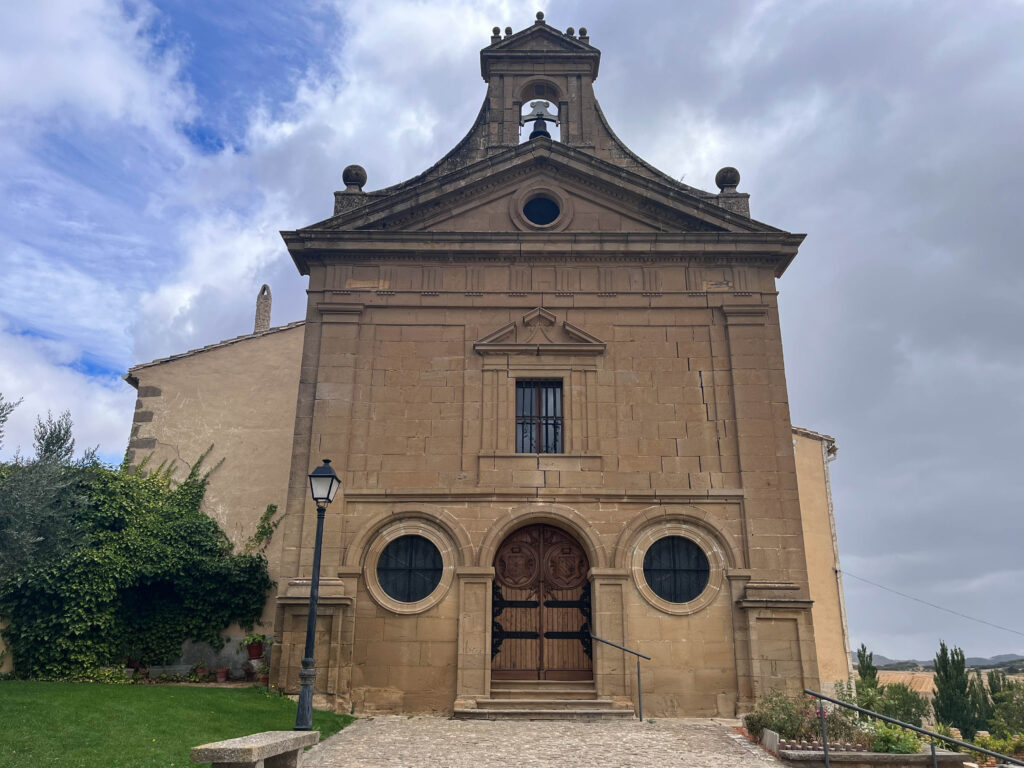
215, 667, 229, 683
246, 642, 264, 660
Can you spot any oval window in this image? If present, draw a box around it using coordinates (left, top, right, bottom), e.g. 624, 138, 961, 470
523, 195, 560, 226
642, 536, 710, 604
376, 535, 443, 603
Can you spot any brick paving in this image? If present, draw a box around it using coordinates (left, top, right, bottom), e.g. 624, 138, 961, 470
305, 715, 781, 768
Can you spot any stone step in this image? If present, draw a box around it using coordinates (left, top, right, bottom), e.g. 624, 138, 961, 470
453, 707, 634, 721
489, 687, 599, 700
475, 697, 621, 710
489, 679, 596, 690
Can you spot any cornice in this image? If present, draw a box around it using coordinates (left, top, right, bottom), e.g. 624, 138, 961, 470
474, 342, 605, 356
735, 598, 813, 610
284, 230, 805, 277
339, 489, 745, 503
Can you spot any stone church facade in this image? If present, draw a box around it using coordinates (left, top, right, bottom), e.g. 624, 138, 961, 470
123, 15, 852, 717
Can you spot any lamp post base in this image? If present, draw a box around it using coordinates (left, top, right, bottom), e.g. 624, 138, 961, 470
294, 498, 328, 731
294, 661, 317, 731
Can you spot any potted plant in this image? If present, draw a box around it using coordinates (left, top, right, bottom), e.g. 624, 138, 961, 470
239, 632, 271, 660
215, 667, 229, 683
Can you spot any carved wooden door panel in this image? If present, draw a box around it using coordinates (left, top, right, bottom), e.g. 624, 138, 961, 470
491, 524, 592, 680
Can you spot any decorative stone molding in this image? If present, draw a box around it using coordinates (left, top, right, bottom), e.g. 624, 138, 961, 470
315, 302, 364, 324
362, 519, 457, 615
343, 504, 474, 569
628, 520, 728, 616
721, 304, 768, 326
476, 502, 609, 569
611, 504, 741, 571
509, 184, 574, 232
474, 307, 605, 356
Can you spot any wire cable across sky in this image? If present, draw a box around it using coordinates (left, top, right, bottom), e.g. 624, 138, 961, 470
840, 569, 1024, 639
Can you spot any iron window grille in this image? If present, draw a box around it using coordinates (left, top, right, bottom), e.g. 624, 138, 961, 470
642, 536, 711, 604
376, 535, 443, 603
515, 379, 563, 453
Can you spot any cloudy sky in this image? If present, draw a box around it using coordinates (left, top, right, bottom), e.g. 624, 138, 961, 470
1, 0, 1022, 662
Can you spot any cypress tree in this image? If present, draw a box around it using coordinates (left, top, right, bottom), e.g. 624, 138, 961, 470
933, 641, 976, 738
969, 668, 994, 734
857, 643, 879, 689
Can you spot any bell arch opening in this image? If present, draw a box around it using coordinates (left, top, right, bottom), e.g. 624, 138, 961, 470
519, 99, 561, 143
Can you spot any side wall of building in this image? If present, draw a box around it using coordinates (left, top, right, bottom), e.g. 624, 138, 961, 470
126, 324, 305, 630
794, 430, 853, 691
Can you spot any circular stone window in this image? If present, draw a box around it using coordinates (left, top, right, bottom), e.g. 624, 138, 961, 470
376, 534, 443, 603
642, 536, 711, 604
510, 186, 572, 231
523, 195, 560, 226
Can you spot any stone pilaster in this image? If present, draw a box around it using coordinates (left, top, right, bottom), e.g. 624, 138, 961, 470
454, 566, 494, 707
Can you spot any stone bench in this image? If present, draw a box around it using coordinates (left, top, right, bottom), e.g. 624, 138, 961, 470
190, 730, 319, 768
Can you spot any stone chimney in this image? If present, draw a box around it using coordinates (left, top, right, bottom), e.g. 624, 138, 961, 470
254, 284, 271, 333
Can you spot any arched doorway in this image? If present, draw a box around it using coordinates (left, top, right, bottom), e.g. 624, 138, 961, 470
491, 524, 592, 680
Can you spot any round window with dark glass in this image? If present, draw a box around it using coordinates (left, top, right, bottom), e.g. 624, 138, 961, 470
642, 536, 710, 604
523, 195, 560, 226
376, 535, 443, 603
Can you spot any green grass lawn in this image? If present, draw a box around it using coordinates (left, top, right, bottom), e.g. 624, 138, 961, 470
0, 681, 354, 768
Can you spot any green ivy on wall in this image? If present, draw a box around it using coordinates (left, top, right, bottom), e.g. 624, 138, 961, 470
0, 457, 273, 677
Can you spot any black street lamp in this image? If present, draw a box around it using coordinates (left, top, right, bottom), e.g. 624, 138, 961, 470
294, 458, 342, 731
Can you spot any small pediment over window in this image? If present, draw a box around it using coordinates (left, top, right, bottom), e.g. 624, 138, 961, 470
474, 308, 605, 356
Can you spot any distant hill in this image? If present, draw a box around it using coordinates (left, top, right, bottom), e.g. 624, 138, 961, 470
988, 654, 1024, 663
879, 660, 921, 671
860, 652, 1024, 669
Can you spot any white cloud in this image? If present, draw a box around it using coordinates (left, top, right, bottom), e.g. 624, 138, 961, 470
0, 0, 193, 459
0, 319, 135, 462
0, 0, 193, 138
0, 241, 135, 366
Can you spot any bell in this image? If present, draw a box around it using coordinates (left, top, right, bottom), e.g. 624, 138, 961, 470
529, 116, 551, 140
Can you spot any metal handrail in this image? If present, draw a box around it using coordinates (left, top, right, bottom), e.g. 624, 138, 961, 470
804, 688, 1024, 768
588, 632, 651, 721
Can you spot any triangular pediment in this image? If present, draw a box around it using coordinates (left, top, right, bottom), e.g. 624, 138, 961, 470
307, 141, 777, 235
475, 308, 605, 356
415, 168, 670, 233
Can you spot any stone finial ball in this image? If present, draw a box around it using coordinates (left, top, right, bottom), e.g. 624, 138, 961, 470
493, 26, 500, 35
343, 164, 367, 190
536, 11, 544, 21
715, 166, 741, 191
566, 27, 574, 36
579, 27, 588, 36
505, 26, 513, 35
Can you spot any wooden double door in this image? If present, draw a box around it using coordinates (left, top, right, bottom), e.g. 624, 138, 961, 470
491, 524, 593, 680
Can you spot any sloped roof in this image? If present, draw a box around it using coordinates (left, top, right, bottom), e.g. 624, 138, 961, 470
792, 425, 838, 457
304, 138, 779, 235
124, 321, 305, 386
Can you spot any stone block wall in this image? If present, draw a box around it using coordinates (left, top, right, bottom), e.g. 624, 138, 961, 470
272, 255, 821, 716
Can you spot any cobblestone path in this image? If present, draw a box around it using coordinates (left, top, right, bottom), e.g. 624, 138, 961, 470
305, 715, 780, 768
